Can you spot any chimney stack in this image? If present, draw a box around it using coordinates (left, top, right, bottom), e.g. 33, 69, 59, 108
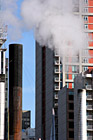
9, 44, 23, 140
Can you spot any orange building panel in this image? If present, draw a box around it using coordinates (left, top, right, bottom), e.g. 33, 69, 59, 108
88, 33, 93, 39
88, 66, 93, 69
89, 42, 93, 46
69, 83, 72, 89
88, 24, 93, 30
88, 0, 93, 6
89, 58, 93, 63
88, 49, 93, 64
88, 16, 93, 23
69, 66, 72, 80
89, 7, 93, 13
89, 50, 93, 55
69, 74, 72, 80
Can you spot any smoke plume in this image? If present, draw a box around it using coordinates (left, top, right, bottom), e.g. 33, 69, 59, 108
1, 0, 23, 40
1, 0, 88, 57
21, 0, 88, 57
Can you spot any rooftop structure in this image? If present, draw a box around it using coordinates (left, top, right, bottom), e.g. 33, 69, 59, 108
74, 70, 93, 140
22, 110, 31, 130
0, 0, 7, 47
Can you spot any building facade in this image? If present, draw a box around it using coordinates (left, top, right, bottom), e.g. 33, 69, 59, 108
22, 128, 35, 140
36, 44, 56, 140
22, 110, 31, 130
36, 0, 93, 140
0, 48, 7, 140
74, 70, 93, 140
0, 17, 7, 140
58, 87, 74, 140
4, 58, 9, 140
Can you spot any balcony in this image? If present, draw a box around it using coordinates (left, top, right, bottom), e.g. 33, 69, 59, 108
87, 136, 93, 140
87, 105, 93, 110
54, 69, 60, 73
54, 103, 58, 107
87, 115, 93, 120
86, 74, 93, 78
54, 94, 58, 99
87, 125, 93, 131
55, 52, 59, 57
86, 85, 92, 90
73, 6, 79, 13
83, 12, 93, 16
55, 77, 60, 82
55, 60, 60, 65
87, 95, 93, 100
83, 2, 88, 7
55, 86, 60, 90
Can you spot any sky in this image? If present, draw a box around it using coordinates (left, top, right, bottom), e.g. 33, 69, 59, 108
6, 30, 35, 129
4, 0, 36, 128
2, 0, 88, 129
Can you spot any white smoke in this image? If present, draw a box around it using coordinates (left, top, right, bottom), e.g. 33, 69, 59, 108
1, 0, 23, 40
21, 0, 88, 57
0, 0, 88, 57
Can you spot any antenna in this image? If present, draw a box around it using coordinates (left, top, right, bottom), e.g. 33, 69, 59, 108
0, 0, 7, 48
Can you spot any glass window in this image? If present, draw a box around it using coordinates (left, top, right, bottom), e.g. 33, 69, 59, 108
83, 49, 88, 55
72, 66, 74, 72
72, 83, 74, 88
66, 74, 69, 79
67, 83, 69, 88
60, 65, 62, 72
84, 8, 88, 13
84, 0, 88, 4
69, 112, 74, 119
69, 95, 74, 100
66, 65, 69, 72
69, 91, 74, 95
69, 122, 74, 128
83, 66, 88, 72
84, 16, 88, 21
84, 24, 88, 29
69, 103, 74, 110
72, 74, 75, 80
66, 65, 79, 73
60, 73, 62, 80
69, 131, 74, 138
82, 57, 88, 63
60, 82, 62, 89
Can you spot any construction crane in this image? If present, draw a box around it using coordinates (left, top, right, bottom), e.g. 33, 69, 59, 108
0, 0, 7, 47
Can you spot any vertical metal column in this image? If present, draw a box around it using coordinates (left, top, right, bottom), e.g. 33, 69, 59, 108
9, 44, 23, 140
0, 49, 6, 140
4, 58, 8, 140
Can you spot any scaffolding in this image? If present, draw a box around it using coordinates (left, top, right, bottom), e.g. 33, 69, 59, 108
0, 0, 7, 47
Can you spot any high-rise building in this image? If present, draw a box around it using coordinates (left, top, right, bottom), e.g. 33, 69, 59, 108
36, 43, 64, 140
0, 8, 7, 139
36, 0, 93, 140
58, 87, 74, 140
0, 48, 7, 140
74, 70, 93, 140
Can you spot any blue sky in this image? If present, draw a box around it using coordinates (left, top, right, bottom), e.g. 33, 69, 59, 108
6, 30, 35, 129
21, 31, 35, 128
5, 0, 35, 128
